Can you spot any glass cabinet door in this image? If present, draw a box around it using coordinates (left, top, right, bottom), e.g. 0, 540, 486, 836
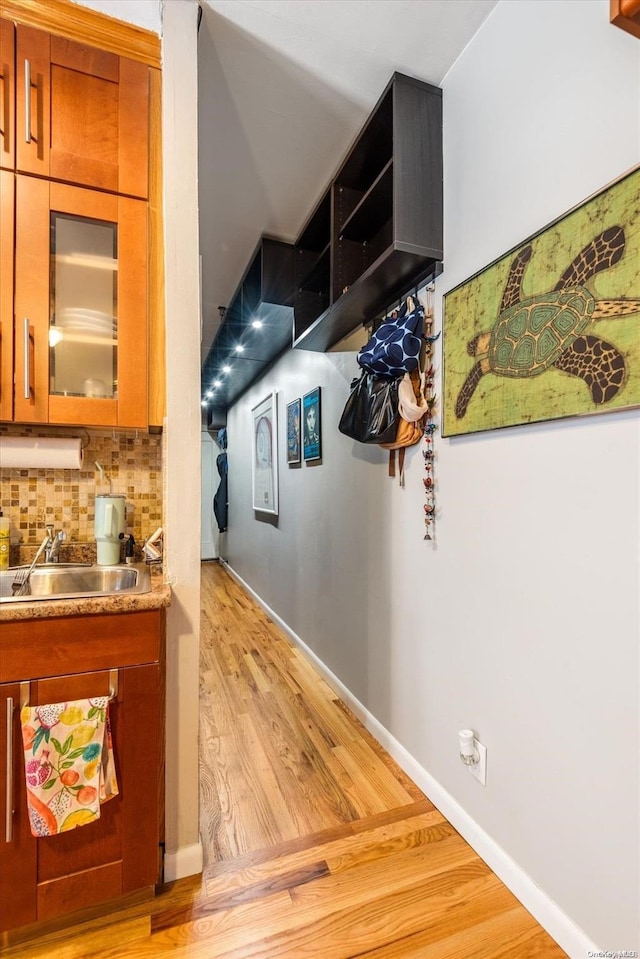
14, 176, 147, 427
0, 170, 14, 421
50, 213, 118, 401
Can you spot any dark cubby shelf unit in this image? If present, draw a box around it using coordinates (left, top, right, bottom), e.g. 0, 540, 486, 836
293, 72, 443, 353
202, 236, 294, 415
294, 189, 332, 341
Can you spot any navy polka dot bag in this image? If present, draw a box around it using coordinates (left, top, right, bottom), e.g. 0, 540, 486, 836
357, 295, 425, 378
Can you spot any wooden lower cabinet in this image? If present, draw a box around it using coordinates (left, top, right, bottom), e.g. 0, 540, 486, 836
0, 609, 165, 934
0, 679, 36, 930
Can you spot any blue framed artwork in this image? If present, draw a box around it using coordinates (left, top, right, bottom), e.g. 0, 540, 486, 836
303, 388, 321, 462
286, 397, 301, 465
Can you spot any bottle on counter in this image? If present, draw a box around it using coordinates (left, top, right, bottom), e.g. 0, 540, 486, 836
0, 512, 9, 570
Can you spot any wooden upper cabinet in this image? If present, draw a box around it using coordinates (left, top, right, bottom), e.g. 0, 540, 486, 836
16, 24, 149, 198
0, 19, 15, 170
1, 3, 160, 430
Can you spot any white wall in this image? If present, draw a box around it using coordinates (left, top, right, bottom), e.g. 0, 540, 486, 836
438, 2, 639, 950
69, 0, 161, 32
224, 1, 640, 951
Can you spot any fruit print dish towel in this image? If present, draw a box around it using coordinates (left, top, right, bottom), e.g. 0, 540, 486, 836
20, 698, 119, 836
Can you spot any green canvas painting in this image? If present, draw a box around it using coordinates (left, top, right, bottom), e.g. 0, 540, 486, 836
442, 166, 640, 437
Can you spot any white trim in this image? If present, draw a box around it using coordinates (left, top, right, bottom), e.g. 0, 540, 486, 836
222, 560, 601, 959
163, 840, 204, 883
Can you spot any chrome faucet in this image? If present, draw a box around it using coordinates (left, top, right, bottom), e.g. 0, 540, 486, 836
43, 525, 65, 564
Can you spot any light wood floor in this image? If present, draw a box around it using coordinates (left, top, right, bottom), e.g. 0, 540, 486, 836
6, 561, 568, 959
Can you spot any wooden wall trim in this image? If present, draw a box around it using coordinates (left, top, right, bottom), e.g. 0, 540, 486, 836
1, 0, 161, 66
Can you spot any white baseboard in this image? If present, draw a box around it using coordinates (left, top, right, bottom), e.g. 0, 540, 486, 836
222, 561, 601, 959
163, 840, 203, 883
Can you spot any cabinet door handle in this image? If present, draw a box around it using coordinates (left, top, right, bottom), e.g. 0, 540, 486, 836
24, 59, 31, 144
23, 317, 31, 400
5, 697, 13, 843
0, 68, 7, 153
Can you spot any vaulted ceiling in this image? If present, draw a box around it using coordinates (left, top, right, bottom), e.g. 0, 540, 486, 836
197, 0, 499, 382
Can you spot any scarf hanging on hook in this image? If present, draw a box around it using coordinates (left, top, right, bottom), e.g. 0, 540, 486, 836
357, 294, 425, 378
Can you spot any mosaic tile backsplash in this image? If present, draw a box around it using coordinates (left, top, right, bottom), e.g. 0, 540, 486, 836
0, 426, 163, 563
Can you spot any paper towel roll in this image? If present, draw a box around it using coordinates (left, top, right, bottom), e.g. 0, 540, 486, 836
0, 436, 84, 469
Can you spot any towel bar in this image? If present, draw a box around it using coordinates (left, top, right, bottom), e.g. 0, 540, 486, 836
18, 669, 119, 707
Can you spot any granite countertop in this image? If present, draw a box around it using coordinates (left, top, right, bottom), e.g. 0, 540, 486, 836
0, 558, 171, 622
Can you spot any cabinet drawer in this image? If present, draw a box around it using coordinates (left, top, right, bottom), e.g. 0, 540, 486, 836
0, 610, 162, 682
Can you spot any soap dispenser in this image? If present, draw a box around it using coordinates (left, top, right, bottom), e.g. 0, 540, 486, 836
122, 534, 135, 565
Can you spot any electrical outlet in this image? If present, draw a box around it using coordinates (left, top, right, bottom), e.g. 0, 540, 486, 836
468, 737, 487, 786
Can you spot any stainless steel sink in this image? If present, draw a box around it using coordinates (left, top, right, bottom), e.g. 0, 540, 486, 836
0, 563, 152, 603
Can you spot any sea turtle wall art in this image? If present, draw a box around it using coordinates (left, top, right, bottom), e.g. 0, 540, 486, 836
443, 166, 640, 436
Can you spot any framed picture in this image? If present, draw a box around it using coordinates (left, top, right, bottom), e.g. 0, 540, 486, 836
286, 398, 301, 465
443, 165, 640, 437
251, 391, 278, 514
303, 387, 321, 461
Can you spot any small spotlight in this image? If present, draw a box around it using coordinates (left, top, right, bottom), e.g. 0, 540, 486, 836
234, 344, 244, 353
201, 400, 208, 407
205, 391, 213, 398
222, 365, 231, 373
251, 319, 263, 329
213, 380, 222, 388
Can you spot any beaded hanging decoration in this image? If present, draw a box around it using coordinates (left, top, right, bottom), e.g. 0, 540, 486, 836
422, 284, 438, 540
